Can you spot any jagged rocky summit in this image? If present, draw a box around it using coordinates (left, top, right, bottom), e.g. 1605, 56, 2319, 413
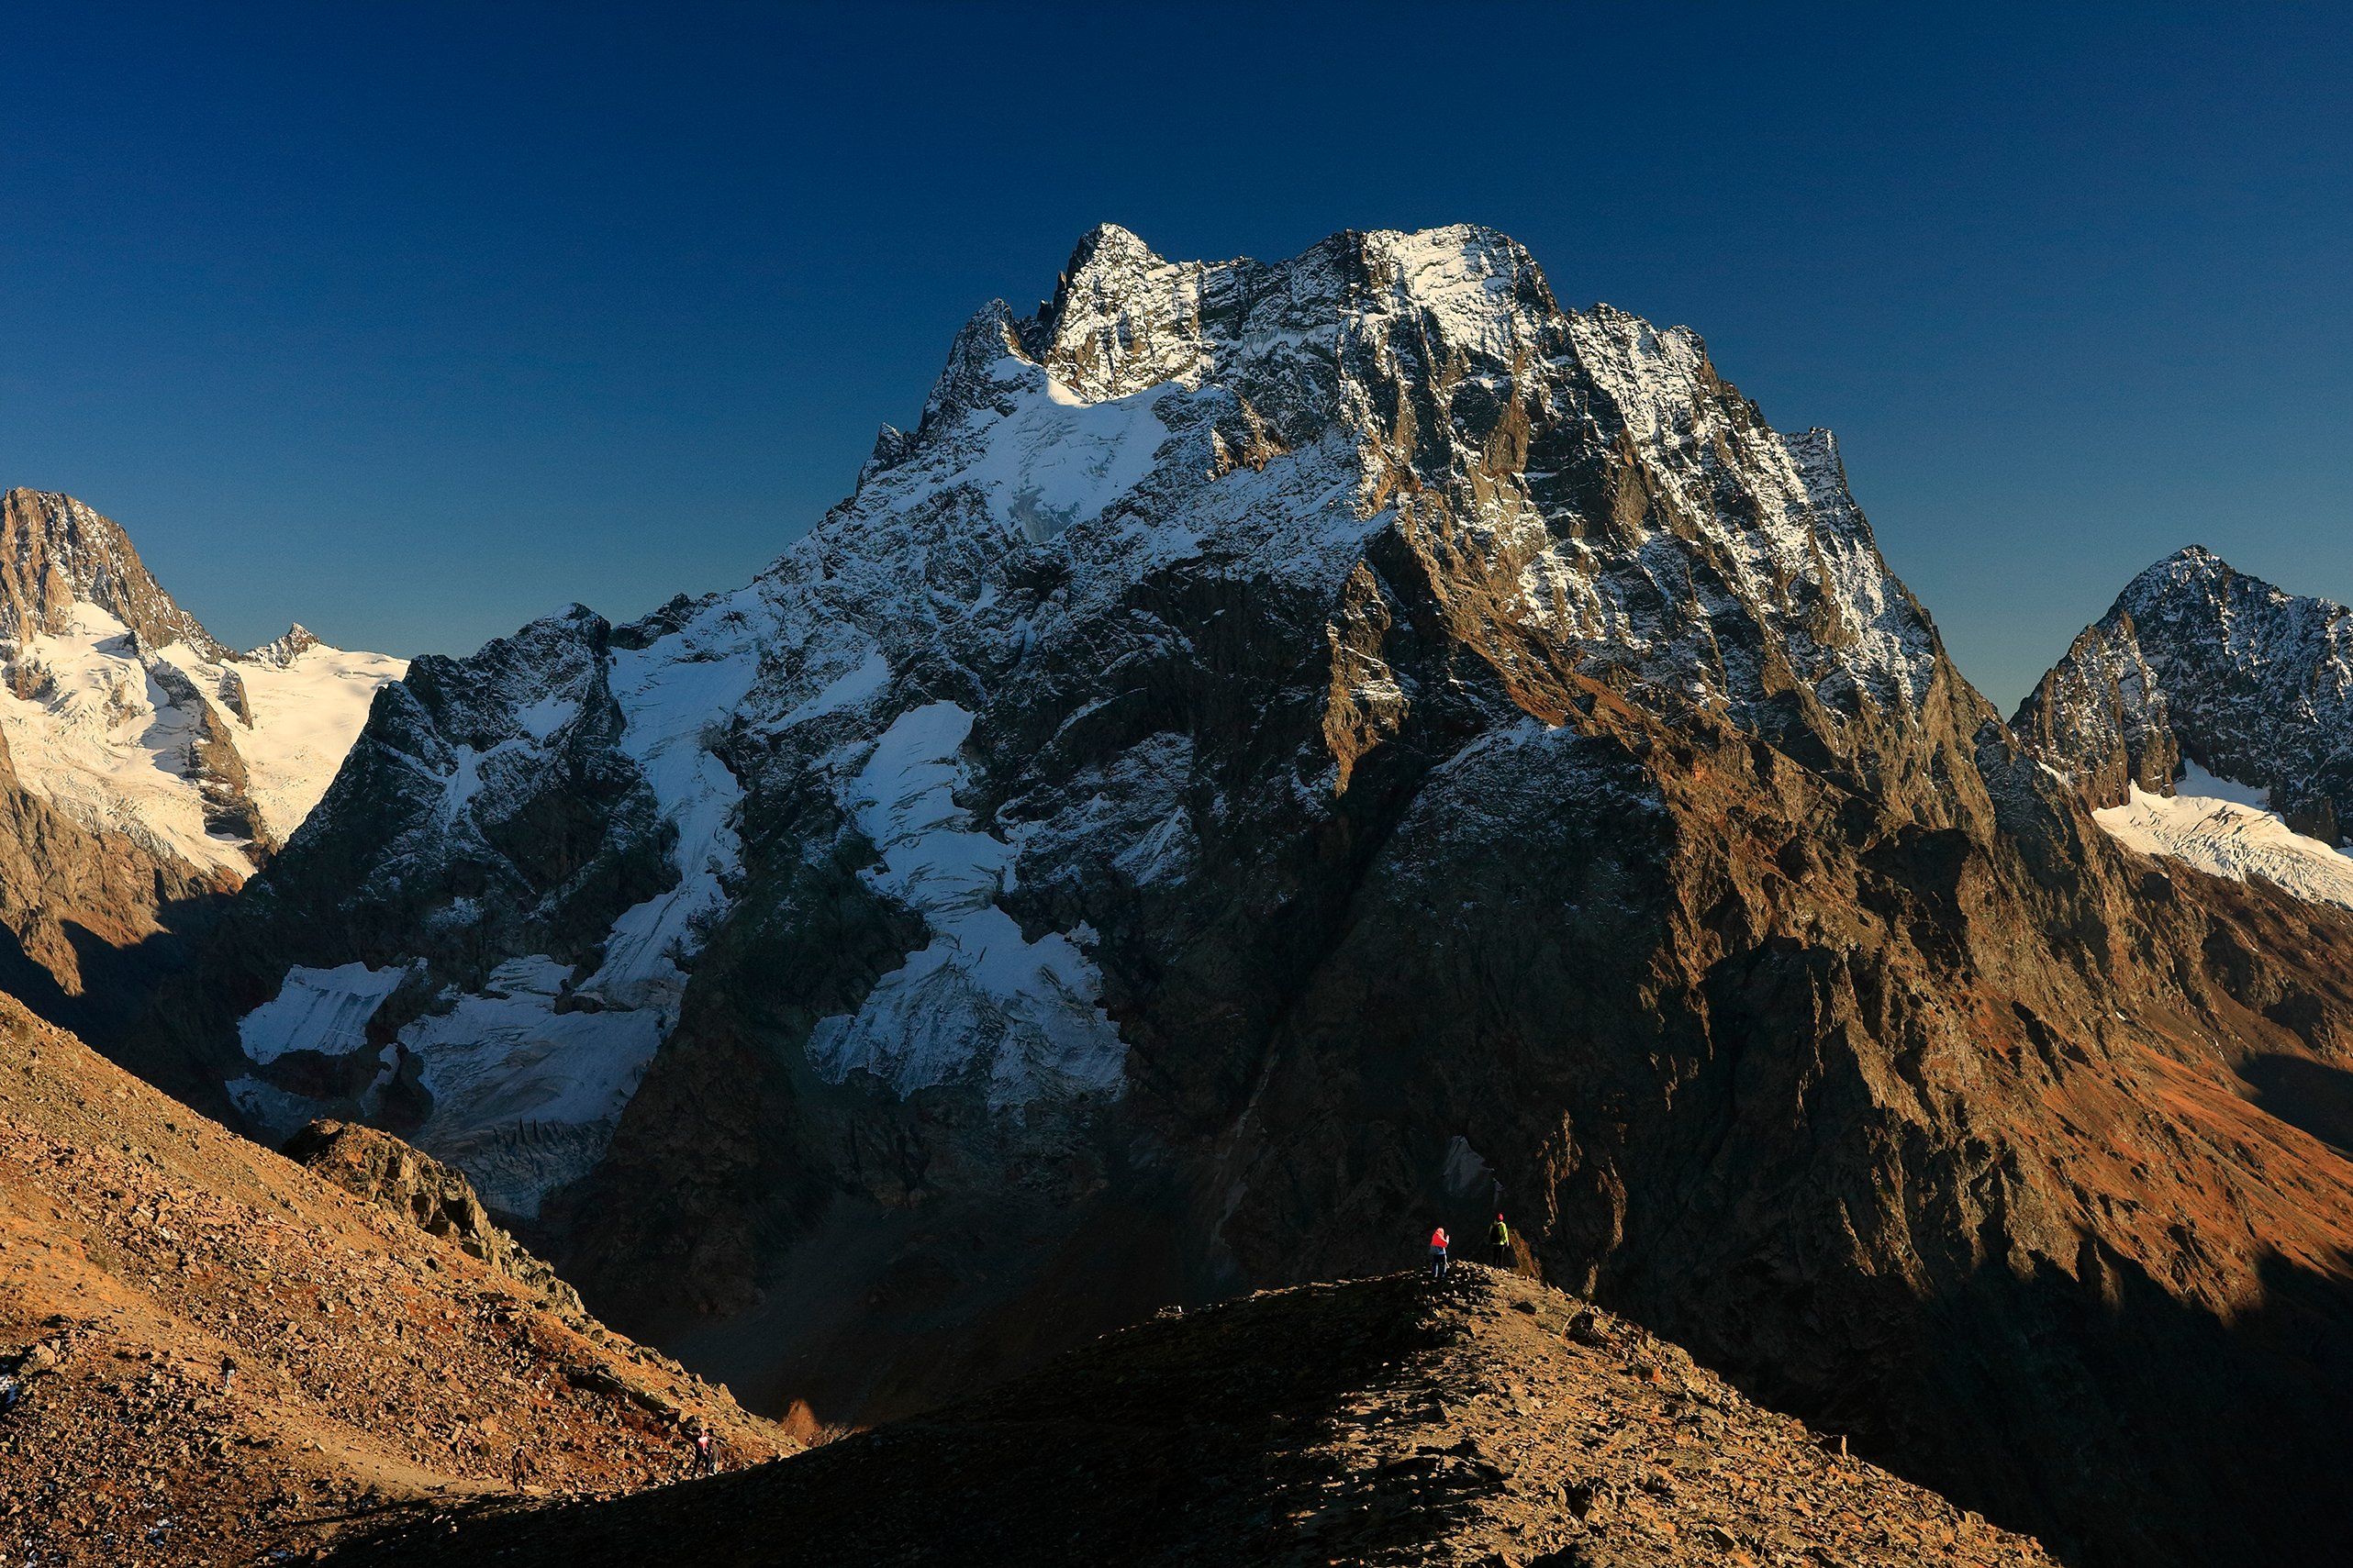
0, 489, 402, 1036
2018, 547, 2353, 906
160, 225, 2353, 1567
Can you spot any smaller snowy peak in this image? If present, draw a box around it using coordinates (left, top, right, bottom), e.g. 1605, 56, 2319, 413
0, 489, 405, 874
2020, 548, 2353, 852
246, 623, 322, 667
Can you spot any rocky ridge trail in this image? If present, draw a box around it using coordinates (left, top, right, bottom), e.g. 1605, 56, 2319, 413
327, 1267, 2054, 1568
0, 997, 791, 1566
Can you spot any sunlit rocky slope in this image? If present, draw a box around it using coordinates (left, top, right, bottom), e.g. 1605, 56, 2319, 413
0, 995, 789, 1566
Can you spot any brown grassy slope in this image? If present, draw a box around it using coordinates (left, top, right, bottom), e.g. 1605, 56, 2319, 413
329, 1267, 2053, 1568
0, 996, 791, 1566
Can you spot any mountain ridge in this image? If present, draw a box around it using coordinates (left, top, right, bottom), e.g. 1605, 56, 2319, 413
324, 1267, 2057, 1568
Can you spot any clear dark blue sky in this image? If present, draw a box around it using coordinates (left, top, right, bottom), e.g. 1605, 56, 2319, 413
6, 2, 2347, 709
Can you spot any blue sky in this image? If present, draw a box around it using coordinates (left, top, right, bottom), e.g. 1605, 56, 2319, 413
5, 2, 2347, 709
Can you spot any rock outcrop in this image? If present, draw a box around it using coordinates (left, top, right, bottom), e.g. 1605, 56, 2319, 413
156, 227, 2353, 1566
324, 1268, 2056, 1568
0, 993, 791, 1567
284, 1118, 589, 1323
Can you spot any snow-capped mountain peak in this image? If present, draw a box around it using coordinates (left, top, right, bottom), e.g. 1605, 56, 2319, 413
0, 489, 405, 875
2017, 545, 2353, 848
205, 220, 1950, 1217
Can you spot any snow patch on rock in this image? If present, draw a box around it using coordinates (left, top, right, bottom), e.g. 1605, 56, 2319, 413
394, 957, 666, 1217
237, 961, 412, 1064
808, 701, 1126, 1106
591, 592, 757, 1010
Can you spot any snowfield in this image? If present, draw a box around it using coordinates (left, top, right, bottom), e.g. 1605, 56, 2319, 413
2094, 762, 2353, 910
808, 701, 1126, 1106
0, 603, 403, 875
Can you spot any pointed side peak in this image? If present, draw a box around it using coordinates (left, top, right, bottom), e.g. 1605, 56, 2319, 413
858, 423, 916, 489
1063, 222, 1163, 278
244, 623, 323, 667
914, 300, 1031, 439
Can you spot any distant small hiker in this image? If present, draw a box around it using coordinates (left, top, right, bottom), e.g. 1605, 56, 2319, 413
509, 1444, 530, 1490
691, 1423, 719, 1477
219, 1354, 237, 1395
1428, 1225, 1451, 1281
1489, 1213, 1511, 1268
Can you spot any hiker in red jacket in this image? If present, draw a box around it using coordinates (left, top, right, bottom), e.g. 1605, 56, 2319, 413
1428, 1225, 1451, 1281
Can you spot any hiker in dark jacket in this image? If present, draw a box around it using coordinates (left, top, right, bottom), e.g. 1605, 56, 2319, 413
1489, 1214, 1511, 1268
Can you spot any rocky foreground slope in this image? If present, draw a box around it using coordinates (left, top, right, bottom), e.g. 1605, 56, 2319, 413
147, 225, 2353, 1565
0, 997, 789, 1566
328, 1268, 2054, 1568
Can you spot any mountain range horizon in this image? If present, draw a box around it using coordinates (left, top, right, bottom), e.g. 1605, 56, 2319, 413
17, 211, 2343, 719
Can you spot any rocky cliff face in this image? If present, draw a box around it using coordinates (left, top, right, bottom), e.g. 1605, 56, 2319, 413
0, 487, 229, 659
0, 489, 404, 1047
161, 227, 2353, 1566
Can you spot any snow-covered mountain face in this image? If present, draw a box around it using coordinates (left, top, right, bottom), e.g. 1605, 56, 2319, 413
197, 222, 1948, 1209
0, 490, 407, 876
162, 228, 2353, 1565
